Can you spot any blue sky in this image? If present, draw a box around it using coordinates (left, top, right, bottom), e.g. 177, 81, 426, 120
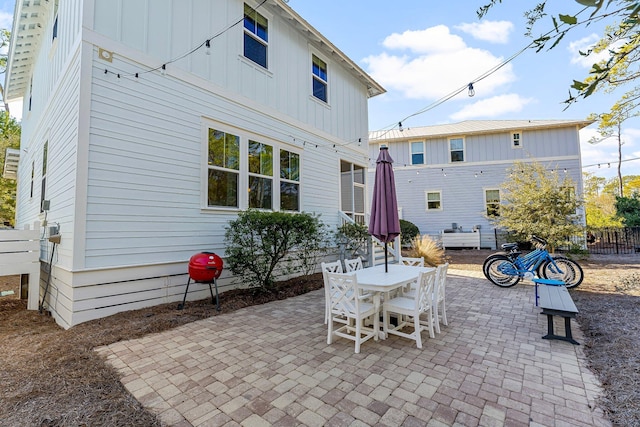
1, 0, 638, 181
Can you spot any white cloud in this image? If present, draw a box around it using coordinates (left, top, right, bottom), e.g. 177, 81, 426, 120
568, 33, 625, 68
0, 10, 11, 29
382, 25, 466, 54
363, 33, 516, 100
449, 94, 533, 120
454, 20, 513, 44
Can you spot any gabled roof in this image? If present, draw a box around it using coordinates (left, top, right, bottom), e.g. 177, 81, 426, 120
4, 0, 49, 102
370, 119, 595, 142
4, 0, 386, 102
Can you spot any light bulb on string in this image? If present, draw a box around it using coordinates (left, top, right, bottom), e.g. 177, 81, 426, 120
161, 64, 167, 75
468, 83, 475, 97
398, 122, 404, 132
205, 40, 211, 55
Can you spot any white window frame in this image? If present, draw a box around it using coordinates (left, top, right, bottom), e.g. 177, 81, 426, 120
425, 190, 442, 211
484, 188, 500, 217
449, 137, 465, 163
410, 141, 425, 165
340, 160, 366, 224
311, 54, 328, 103
202, 121, 301, 212
512, 131, 522, 149
243, 3, 269, 69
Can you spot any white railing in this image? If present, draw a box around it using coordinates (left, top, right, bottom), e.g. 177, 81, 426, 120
338, 211, 400, 266
0, 222, 41, 310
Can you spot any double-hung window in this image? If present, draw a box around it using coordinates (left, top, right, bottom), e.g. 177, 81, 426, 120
411, 141, 424, 165
207, 129, 240, 208
248, 141, 273, 209
40, 141, 48, 213
280, 150, 300, 211
206, 125, 301, 211
426, 191, 441, 211
243, 4, 268, 68
512, 132, 521, 148
449, 138, 464, 162
312, 55, 328, 102
485, 189, 500, 217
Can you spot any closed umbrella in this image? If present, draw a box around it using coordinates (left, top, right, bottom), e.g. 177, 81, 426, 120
368, 146, 401, 272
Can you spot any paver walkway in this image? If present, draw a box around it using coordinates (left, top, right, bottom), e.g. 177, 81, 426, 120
96, 271, 610, 426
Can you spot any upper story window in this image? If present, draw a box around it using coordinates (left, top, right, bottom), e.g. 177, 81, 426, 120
485, 189, 500, 217
449, 137, 464, 162
30, 161, 35, 198
426, 191, 441, 211
52, 0, 60, 41
410, 141, 424, 165
208, 129, 240, 208
243, 4, 268, 68
312, 55, 328, 102
512, 132, 521, 148
248, 140, 273, 210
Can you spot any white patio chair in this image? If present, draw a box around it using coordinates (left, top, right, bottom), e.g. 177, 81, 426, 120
382, 269, 437, 349
321, 261, 343, 324
345, 257, 364, 272
433, 263, 449, 333
399, 256, 424, 295
326, 271, 380, 353
399, 256, 424, 267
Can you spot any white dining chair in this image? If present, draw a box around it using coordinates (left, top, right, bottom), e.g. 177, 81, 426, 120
433, 263, 449, 333
325, 271, 379, 353
399, 256, 425, 267
345, 257, 364, 272
382, 269, 437, 349
321, 260, 343, 324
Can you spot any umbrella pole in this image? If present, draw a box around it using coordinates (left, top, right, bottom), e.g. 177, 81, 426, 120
384, 243, 388, 273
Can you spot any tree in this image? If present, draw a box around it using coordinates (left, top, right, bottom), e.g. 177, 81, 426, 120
478, 1, 640, 112
615, 194, 640, 226
490, 161, 584, 251
0, 111, 21, 226
583, 172, 623, 227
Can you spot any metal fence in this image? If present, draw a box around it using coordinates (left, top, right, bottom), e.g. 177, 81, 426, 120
587, 227, 640, 255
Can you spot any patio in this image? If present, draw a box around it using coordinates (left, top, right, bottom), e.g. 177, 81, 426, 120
96, 270, 610, 426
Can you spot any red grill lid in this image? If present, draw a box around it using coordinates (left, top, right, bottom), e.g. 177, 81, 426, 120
188, 252, 223, 281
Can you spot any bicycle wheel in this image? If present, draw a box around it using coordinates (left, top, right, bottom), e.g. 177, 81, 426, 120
482, 252, 519, 280
485, 255, 521, 287
541, 257, 584, 289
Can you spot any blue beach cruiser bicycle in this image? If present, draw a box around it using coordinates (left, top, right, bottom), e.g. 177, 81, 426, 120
483, 235, 584, 289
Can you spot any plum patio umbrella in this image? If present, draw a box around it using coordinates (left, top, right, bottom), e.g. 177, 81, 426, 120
368, 146, 401, 272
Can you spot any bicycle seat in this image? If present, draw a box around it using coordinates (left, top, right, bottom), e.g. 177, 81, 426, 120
501, 243, 519, 251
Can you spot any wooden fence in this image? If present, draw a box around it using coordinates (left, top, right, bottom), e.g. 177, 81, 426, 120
0, 222, 41, 309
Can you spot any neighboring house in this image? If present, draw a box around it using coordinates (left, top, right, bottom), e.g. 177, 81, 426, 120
4, 0, 384, 328
369, 120, 593, 249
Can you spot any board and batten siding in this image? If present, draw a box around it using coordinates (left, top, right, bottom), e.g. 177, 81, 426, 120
90, 0, 369, 143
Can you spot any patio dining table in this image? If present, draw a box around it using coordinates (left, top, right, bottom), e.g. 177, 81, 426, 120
352, 264, 435, 337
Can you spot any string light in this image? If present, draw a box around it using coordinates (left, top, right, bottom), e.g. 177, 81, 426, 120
205, 39, 211, 55
398, 122, 403, 132
468, 83, 475, 97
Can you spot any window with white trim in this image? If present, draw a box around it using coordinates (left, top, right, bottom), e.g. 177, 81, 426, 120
52, 0, 60, 41
512, 132, 522, 148
449, 137, 464, 162
206, 125, 301, 211
312, 55, 328, 102
208, 129, 240, 208
243, 4, 268, 68
426, 191, 441, 211
411, 141, 424, 165
341, 161, 366, 224
485, 189, 500, 217
40, 141, 48, 213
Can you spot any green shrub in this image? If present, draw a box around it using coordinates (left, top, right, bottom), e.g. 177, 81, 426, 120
400, 219, 420, 246
335, 222, 370, 260
224, 210, 328, 291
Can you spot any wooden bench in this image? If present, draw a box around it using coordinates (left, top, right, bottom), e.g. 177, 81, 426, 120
533, 278, 579, 345
440, 231, 480, 250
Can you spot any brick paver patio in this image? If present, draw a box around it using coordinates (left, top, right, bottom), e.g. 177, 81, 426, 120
96, 270, 610, 426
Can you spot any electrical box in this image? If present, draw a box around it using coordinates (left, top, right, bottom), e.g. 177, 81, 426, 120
49, 225, 59, 236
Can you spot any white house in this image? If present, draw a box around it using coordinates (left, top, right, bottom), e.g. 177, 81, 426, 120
369, 120, 593, 249
4, 0, 384, 328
